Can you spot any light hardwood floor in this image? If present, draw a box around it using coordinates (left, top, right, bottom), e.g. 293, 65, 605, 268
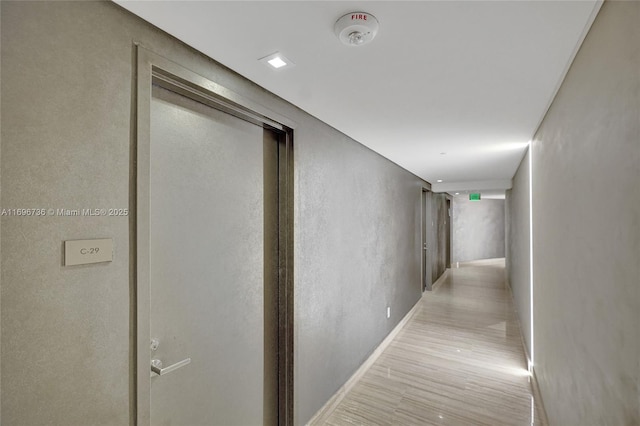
319, 259, 545, 426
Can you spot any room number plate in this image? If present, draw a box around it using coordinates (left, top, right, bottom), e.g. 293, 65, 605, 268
64, 238, 113, 266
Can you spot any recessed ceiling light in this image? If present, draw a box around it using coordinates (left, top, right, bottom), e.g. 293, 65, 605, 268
437, 179, 443, 183
259, 52, 295, 70
268, 57, 287, 69
455, 192, 460, 195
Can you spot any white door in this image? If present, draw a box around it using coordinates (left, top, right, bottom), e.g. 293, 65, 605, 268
148, 84, 269, 425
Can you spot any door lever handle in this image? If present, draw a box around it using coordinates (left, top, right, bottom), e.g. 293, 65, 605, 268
151, 358, 191, 376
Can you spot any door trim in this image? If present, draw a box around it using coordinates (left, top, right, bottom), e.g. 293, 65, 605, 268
134, 45, 295, 425
277, 129, 294, 426
421, 187, 433, 292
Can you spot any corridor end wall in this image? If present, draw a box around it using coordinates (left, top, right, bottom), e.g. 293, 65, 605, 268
452, 197, 505, 262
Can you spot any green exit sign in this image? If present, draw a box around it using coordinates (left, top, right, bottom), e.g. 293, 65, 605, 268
469, 193, 481, 201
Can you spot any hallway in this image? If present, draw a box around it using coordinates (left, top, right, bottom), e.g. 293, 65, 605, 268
318, 260, 545, 426
2, 1, 637, 423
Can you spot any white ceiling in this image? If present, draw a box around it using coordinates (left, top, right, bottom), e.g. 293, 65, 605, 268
116, 0, 601, 192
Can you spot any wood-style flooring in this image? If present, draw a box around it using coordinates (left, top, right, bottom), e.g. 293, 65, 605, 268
319, 259, 545, 426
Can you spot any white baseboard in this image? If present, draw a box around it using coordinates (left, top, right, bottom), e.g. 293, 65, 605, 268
530, 366, 550, 426
306, 295, 424, 425
452, 257, 506, 267
503, 273, 549, 426
431, 268, 450, 291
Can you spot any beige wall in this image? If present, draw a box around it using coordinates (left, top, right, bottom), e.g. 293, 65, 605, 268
452, 197, 505, 262
1, 2, 427, 424
0, 4, 3, 423
527, 1, 639, 424
505, 148, 531, 358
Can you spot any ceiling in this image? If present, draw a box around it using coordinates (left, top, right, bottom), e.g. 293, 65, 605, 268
116, 0, 601, 195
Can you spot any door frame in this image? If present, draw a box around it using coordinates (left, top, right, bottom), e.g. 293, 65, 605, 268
134, 45, 295, 425
421, 187, 432, 292
445, 197, 452, 269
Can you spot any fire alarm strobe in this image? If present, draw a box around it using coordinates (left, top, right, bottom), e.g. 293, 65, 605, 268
334, 12, 379, 46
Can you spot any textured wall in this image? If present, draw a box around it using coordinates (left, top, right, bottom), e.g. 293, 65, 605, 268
0, 5, 3, 422
2, 3, 132, 424
452, 198, 505, 262
295, 121, 424, 423
505, 149, 531, 357
1, 2, 425, 424
528, 1, 640, 424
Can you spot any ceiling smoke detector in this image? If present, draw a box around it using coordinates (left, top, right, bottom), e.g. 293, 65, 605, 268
334, 12, 379, 47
